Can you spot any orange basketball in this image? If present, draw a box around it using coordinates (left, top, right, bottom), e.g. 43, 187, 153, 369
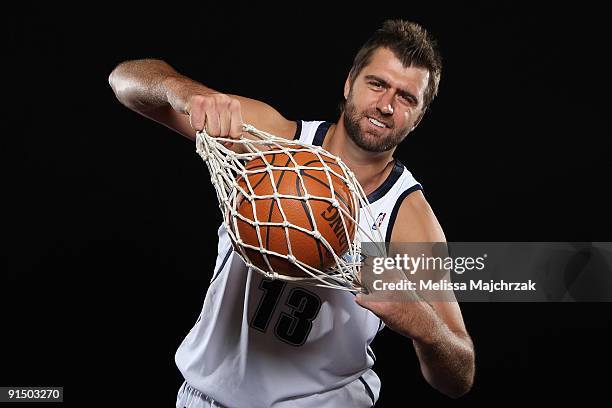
232, 149, 356, 277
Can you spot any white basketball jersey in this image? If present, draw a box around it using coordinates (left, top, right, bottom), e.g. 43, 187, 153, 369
175, 120, 423, 407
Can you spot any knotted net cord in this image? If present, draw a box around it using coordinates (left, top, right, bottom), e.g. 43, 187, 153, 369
196, 124, 385, 292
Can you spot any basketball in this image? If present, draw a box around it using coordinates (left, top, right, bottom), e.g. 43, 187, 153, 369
231, 149, 356, 277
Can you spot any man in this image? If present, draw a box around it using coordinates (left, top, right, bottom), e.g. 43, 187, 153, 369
109, 20, 474, 407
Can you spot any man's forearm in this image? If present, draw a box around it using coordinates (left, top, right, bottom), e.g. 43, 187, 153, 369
412, 311, 475, 398
108, 59, 211, 114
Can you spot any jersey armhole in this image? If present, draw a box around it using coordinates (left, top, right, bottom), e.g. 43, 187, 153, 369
293, 120, 302, 140
384, 184, 423, 243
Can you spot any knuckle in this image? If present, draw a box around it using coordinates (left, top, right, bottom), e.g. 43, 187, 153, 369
213, 93, 228, 104
201, 97, 213, 108
191, 97, 211, 114
221, 96, 232, 109
189, 103, 204, 116
229, 98, 241, 111
190, 94, 206, 106
190, 115, 204, 130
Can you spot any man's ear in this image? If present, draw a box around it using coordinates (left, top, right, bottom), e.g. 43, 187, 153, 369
411, 107, 428, 132
344, 73, 352, 100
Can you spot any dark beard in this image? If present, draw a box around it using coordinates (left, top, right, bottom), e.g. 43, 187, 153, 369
343, 97, 409, 152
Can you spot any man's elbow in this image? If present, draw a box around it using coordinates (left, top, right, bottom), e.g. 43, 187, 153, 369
443, 375, 474, 399
108, 61, 146, 111
427, 344, 475, 399
442, 354, 475, 399
108, 65, 130, 106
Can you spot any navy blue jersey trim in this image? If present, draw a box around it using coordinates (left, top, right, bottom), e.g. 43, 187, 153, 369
210, 248, 233, 284
293, 120, 302, 140
384, 184, 424, 243
312, 121, 333, 146
367, 160, 405, 203
359, 376, 376, 406
367, 346, 377, 362
311, 121, 404, 205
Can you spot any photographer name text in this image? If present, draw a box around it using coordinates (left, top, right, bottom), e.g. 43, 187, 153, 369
372, 279, 536, 292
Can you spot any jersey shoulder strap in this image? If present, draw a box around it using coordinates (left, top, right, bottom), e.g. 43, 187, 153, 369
381, 163, 424, 243
292, 120, 424, 243
293, 120, 332, 145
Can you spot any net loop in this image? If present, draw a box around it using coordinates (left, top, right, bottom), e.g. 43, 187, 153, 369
196, 124, 385, 292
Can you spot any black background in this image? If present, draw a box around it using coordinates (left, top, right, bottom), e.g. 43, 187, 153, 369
3, 2, 611, 406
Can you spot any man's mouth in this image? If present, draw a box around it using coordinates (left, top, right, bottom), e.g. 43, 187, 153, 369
367, 117, 389, 129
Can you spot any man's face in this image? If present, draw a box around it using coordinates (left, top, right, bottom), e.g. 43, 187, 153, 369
343, 47, 430, 153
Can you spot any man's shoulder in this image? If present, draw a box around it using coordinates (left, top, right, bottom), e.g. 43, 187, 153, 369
391, 190, 446, 242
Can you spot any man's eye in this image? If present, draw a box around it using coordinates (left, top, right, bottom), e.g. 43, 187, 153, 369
398, 94, 414, 105
370, 82, 383, 89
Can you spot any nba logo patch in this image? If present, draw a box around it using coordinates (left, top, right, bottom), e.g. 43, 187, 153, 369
372, 212, 387, 230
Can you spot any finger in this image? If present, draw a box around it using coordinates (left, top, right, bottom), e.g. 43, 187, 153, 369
219, 108, 231, 138
355, 294, 385, 313
355, 294, 369, 308
228, 99, 244, 140
205, 111, 221, 137
189, 105, 206, 132
355, 298, 381, 317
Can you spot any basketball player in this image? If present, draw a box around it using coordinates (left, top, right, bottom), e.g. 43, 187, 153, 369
110, 20, 475, 407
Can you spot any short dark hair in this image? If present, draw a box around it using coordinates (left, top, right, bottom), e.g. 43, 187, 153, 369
345, 20, 442, 113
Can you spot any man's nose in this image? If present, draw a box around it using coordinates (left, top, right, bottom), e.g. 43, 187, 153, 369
376, 91, 394, 115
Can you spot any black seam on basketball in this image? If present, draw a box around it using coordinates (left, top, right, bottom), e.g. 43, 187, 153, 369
299, 171, 352, 213
250, 153, 278, 191
295, 175, 325, 269
265, 155, 294, 251
247, 163, 267, 170
301, 158, 337, 167
297, 158, 351, 208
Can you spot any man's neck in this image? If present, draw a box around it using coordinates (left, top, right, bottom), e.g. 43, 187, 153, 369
322, 117, 396, 197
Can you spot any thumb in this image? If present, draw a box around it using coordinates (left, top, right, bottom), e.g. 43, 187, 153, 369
355, 293, 369, 308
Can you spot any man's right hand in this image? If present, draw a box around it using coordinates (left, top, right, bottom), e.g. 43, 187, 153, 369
185, 94, 244, 149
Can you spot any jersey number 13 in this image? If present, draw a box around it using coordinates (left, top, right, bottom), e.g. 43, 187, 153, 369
250, 279, 322, 346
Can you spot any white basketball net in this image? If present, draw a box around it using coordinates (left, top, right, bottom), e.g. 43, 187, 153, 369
195, 124, 385, 292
